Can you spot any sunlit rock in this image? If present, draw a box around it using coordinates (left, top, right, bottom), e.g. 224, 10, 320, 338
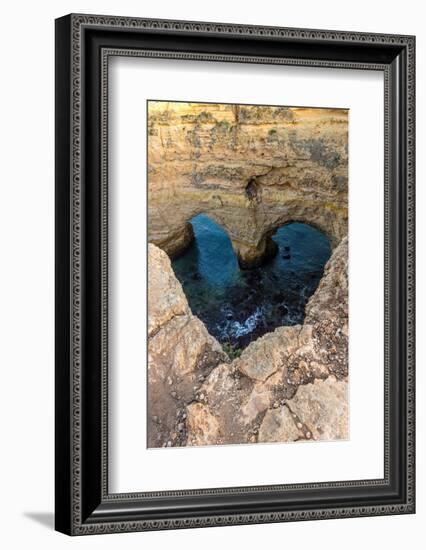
147, 238, 349, 447
148, 102, 348, 267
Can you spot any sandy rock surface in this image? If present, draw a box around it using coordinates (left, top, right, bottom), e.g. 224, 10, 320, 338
148, 102, 348, 267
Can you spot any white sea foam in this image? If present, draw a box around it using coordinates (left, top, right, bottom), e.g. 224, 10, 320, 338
218, 307, 265, 339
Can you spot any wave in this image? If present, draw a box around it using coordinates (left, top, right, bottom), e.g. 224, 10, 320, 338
216, 306, 265, 339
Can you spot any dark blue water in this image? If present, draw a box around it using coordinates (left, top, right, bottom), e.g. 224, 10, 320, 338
172, 215, 331, 350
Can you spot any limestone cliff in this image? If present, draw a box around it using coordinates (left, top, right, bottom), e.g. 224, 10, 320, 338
148, 238, 348, 447
148, 102, 348, 267
147, 244, 228, 448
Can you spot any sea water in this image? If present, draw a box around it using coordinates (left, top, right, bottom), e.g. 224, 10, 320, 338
172, 214, 331, 350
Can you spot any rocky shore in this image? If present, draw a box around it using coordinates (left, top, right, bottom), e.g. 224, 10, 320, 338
148, 237, 348, 448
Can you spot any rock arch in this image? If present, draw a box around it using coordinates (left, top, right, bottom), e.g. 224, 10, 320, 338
148, 101, 348, 267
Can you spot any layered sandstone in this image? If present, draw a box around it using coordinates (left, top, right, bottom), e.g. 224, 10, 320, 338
148, 238, 348, 447
148, 102, 348, 267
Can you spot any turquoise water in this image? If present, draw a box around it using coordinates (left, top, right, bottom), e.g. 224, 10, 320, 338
172, 215, 331, 349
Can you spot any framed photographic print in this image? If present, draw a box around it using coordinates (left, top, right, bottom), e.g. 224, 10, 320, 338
55, 14, 415, 535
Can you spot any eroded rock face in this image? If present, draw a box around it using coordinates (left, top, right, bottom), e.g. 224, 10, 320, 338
148, 102, 348, 267
258, 405, 302, 443
147, 238, 348, 448
147, 244, 228, 448
287, 376, 349, 441
186, 403, 221, 446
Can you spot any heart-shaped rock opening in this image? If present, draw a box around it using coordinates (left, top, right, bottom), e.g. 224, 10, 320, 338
172, 214, 331, 354
147, 236, 348, 449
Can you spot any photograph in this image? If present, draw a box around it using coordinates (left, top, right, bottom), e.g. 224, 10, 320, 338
0, 0, 420, 546
51, 9, 415, 538
147, 101, 349, 448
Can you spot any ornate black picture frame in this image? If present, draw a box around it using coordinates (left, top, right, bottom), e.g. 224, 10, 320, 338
55, 13, 415, 535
